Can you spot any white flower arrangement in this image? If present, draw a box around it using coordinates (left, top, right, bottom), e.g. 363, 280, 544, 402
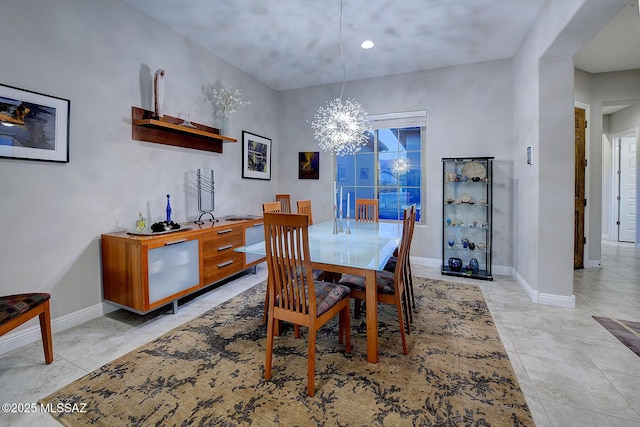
210, 86, 251, 117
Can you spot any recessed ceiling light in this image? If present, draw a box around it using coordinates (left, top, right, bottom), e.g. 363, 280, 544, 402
361, 40, 374, 49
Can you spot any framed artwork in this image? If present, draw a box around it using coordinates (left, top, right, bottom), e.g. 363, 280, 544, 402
0, 83, 70, 163
242, 130, 271, 180
298, 151, 319, 179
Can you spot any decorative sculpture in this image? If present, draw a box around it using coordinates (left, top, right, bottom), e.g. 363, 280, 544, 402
154, 69, 165, 119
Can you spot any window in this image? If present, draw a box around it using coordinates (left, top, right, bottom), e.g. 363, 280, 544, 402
336, 111, 425, 221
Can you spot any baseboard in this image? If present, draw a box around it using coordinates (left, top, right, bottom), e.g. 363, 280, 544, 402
512, 268, 575, 308
512, 269, 539, 302
584, 259, 602, 268
0, 301, 117, 356
538, 292, 576, 308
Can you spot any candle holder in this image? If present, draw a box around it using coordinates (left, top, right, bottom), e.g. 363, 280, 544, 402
338, 208, 343, 232
333, 204, 338, 234
345, 214, 351, 234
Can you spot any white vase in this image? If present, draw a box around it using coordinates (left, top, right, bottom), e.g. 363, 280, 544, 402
218, 115, 228, 136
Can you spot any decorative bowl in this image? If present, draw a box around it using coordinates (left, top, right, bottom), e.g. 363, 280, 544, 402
448, 257, 463, 271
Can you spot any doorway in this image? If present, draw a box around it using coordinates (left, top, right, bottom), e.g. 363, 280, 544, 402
613, 132, 637, 242
574, 107, 586, 269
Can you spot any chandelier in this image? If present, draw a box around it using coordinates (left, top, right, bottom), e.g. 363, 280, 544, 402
390, 157, 411, 175
311, 0, 369, 156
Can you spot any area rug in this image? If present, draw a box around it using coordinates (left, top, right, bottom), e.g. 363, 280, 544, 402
593, 316, 640, 357
40, 277, 533, 426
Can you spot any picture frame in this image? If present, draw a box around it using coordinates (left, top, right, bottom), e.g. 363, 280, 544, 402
298, 151, 319, 179
242, 130, 271, 180
0, 83, 70, 163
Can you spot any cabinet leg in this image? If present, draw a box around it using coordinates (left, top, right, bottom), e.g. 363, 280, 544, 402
171, 300, 178, 314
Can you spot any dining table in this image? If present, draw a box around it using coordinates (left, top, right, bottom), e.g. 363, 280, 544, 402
236, 218, 403, 363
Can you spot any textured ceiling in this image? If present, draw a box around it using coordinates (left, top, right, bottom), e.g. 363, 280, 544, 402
123, 0, 639, 91
123, 0, 547, 91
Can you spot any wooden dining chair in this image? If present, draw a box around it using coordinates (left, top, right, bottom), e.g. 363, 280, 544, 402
338, 206, 412, 355
263, 201, 282, 213
296, 199, 336, 282
384, 204, 417, 324
296, 199, 313, 225
355, 198, 379, 222
0, 293, 53, 364
263, 212, 352, 396
275, 194, 292, 213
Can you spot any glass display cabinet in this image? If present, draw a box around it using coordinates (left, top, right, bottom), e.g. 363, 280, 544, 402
441, 157, 493, 280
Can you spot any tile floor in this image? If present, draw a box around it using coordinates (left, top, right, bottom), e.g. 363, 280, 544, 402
1, 240, 639, 426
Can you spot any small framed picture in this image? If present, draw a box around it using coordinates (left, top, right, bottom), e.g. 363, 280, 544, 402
298, 151, 319, 179
242, 131, 271, 180
0, 83, 70, 163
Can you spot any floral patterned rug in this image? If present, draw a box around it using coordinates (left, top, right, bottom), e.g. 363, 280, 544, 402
40, 277, 533, 426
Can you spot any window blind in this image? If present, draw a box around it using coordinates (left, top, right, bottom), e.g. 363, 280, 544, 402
367, 110, 427, 130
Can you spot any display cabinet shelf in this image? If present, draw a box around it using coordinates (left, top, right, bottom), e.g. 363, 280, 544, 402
131, 106, 236, 153
442, 157, 494, 281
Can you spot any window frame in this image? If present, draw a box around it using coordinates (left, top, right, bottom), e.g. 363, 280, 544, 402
335, 111, 426, 223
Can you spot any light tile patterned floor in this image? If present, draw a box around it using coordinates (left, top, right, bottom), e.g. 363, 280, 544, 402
1, 241, 639, 426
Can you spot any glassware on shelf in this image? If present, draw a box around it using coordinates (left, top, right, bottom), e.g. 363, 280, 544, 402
179, 114, 196, 128
135, 212, 146, 232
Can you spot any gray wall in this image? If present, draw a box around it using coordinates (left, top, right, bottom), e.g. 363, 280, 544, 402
277, 60, 514, 269
0, 0, 278, 329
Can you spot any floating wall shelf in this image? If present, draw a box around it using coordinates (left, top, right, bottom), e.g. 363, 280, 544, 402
131, 106, 236, 153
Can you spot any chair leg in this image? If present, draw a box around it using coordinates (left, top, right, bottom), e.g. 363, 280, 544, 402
307, 329, 316, 397
38, 300, 53, 364
408, 263, 416, 311
396, 296, 408, 355
402, 293, 411, 335
354, 298, 363, 318
265, 311, 275, 381
342, 306, 352, 353
262, 297, 268, 325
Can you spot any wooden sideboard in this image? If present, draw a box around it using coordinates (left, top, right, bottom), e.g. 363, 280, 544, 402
101, 217, 264, 314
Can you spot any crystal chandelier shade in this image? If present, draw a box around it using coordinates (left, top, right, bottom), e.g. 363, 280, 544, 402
390, 157, 411, 175
311, 0, 369, 156
311, 97, 369, 156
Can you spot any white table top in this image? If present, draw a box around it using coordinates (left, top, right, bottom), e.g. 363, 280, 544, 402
236, 219, 402, 271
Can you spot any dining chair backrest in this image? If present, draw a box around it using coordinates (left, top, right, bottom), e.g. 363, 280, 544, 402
296, 199, 313, 225
395, 206, 413, 298
263, 213, 316, 319
275, 194, 292, 213
355, 198, 379, 222
263, 201, 282, 213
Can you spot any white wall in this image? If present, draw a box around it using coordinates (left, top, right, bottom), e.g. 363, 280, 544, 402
606, 102, 640, 245
575, 69, 640, 253
511, 0, 627, 306
0, 0, 278, 335
277, 60, 514, 269
609, 103, 640, 134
